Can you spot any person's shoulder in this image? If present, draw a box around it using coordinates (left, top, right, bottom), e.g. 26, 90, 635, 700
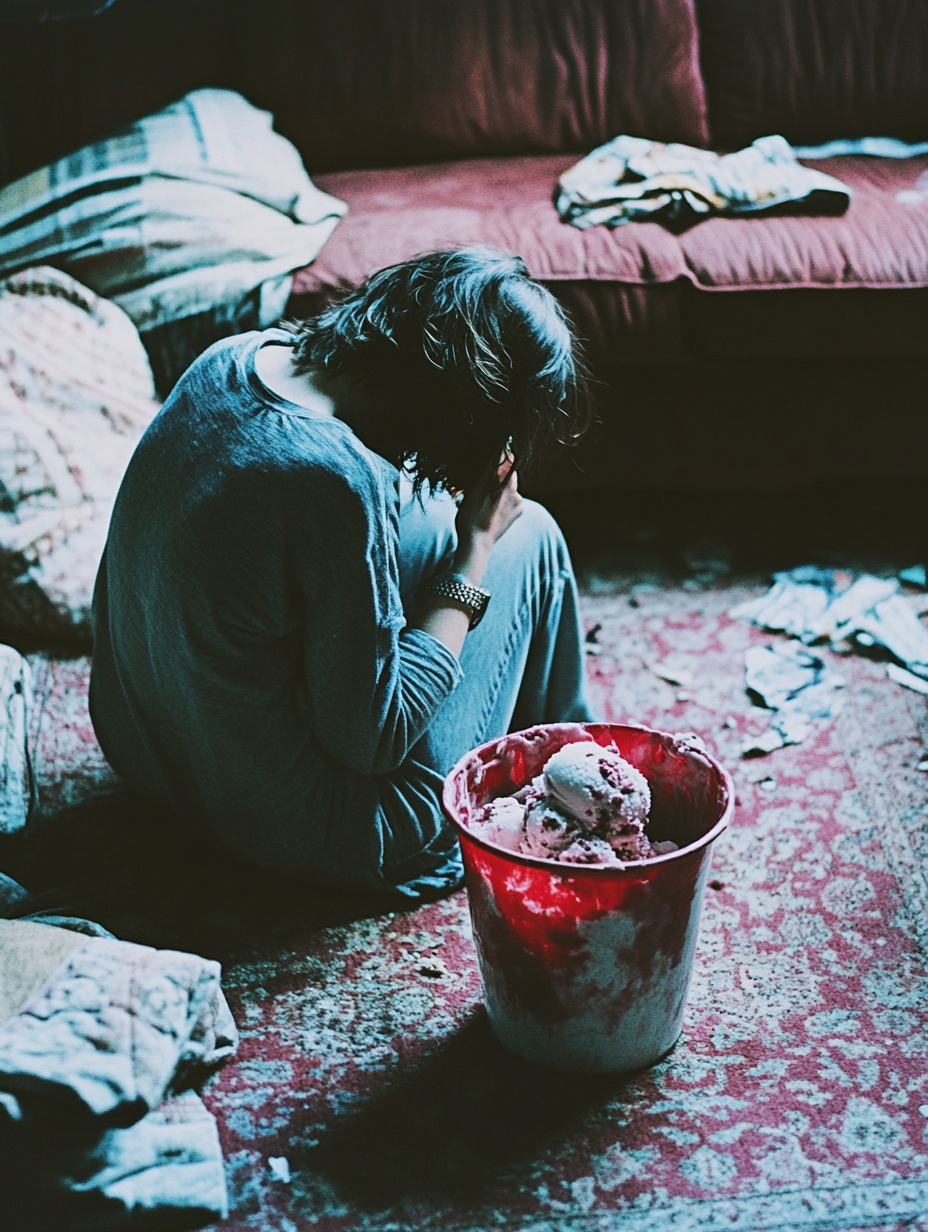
146, 332, 260, 434
180, 330, 262, 396
296, 428, 397, 510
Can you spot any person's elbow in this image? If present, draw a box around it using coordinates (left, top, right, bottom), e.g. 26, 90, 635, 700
321, 723, 414, 778
367, 724, 417, 776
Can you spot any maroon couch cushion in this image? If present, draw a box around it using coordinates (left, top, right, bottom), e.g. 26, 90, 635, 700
677, 156, 928, 290
292, 156, 691, 361
293, 154, 928, 359
237, 0, 709, 174
696, 0, 928, 150
301, 156, 688, 290
302, 157, 928, 299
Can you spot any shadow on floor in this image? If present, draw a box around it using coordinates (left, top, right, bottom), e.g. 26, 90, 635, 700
298, 1009, 650, 1214
540, 477, 928, 590
0, 790, 403, 963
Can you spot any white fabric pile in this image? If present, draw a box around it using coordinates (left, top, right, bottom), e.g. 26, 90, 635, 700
732, 566, 928, 753
557, 133, 850, 229
740, 642, 845, 756
0, 266, 160, 631
732, 566, 928, 685
0, 918, 238, 1225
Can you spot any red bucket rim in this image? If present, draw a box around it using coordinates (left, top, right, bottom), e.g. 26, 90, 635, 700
442, 722, 734, 875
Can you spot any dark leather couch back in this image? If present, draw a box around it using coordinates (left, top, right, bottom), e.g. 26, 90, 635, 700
697, 0, 928, 149
0, 0, 708, 186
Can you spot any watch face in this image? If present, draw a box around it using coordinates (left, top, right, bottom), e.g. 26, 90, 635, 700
469, 591, 490, 629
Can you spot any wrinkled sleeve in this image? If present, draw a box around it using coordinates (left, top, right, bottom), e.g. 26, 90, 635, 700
300, 460, 462, 777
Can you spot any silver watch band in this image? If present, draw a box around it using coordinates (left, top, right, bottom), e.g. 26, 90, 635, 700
424, 573, 492, 629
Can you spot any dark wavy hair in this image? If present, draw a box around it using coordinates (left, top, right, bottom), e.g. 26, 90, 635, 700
287, 248, 590, 493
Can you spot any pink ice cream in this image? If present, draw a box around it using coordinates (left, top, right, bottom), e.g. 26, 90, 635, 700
470, 740, 678, 865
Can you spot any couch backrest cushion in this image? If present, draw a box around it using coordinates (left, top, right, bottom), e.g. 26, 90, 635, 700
0, 1, 708, 186
237, 0, 710, 171
697, 0, 928, 150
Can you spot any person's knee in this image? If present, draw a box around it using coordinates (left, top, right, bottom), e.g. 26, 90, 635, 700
507, 499, 570, 571
481, 498, 572, 612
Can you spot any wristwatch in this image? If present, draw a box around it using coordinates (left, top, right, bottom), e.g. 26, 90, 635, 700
424, 572, 492, 629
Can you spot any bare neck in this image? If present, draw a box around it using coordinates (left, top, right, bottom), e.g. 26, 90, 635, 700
253, 342, 392, 459
254, 342, 336, 414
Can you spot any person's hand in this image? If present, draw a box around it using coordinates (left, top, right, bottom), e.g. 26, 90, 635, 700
453, 455, 523, 584
412, 457, 522, 660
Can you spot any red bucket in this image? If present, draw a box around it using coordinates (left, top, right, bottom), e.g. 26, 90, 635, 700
443, 723, 733, 1073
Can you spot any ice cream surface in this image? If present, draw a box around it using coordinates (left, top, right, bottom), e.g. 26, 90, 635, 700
477, 795, 525, 852
471, 740, 678, 865
521, 795, 582, 859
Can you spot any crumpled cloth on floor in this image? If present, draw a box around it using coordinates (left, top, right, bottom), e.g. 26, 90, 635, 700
732, 567, 928, 681
2, 1089, 228, 1229
0, 915, 238, 1226
741, 642, 845, 757
556, 133, 850, 230
0, 87, 347, 333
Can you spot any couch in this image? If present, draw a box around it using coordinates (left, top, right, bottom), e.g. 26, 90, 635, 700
1, 0, 926, 491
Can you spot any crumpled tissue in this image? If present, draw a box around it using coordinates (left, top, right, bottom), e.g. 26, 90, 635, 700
730, 565, 928, 754
741, 643, 845, 756
732, 566, 928, 688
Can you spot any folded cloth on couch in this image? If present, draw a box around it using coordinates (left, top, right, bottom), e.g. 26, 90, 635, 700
0, 87, 347, 332
0, 917, 238, 1225
557, 133, 851, 230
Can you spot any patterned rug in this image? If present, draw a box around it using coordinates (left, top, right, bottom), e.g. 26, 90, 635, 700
10, 577, 928, 1232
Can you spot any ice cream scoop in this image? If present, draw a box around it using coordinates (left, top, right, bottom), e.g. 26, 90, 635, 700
466, 738, 675, 866
542, 741, 650, 831
520, 795, 581, 859
557, 836, 623, 866
474, 795, 525, 851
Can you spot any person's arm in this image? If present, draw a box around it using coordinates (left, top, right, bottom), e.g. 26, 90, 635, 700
413, 457, 523, 658
302, 455, 522, 778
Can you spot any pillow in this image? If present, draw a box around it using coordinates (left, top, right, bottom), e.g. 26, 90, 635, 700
238, 0, 710, 171
697, 0, 928, 149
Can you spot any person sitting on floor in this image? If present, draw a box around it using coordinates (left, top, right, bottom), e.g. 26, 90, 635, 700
89, 247, 593, 899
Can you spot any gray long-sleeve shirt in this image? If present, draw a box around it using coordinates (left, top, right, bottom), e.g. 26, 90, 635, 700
90, 331, 463, 894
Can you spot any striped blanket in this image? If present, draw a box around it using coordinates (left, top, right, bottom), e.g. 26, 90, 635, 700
0, 88, 347, 332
